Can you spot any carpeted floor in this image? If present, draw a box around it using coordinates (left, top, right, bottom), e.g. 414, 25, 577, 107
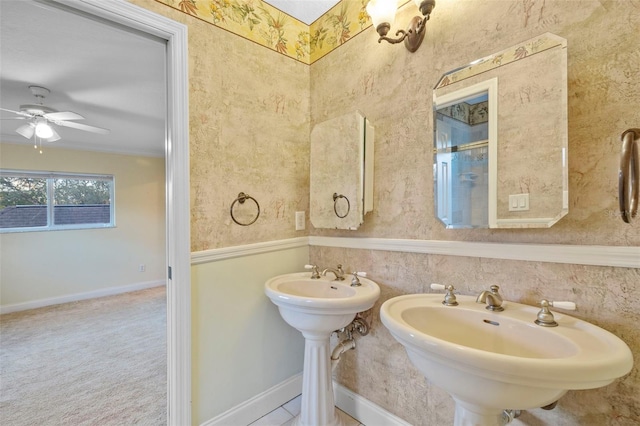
0, 286, 167, 426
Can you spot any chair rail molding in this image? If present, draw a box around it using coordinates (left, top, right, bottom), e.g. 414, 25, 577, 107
190, 237, 638, 269
308, 236, 639, 269
191, 237, 309, 264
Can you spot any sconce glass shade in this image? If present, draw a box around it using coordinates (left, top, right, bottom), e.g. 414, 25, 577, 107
414, 0, 436, 16
366, 0, 397, 29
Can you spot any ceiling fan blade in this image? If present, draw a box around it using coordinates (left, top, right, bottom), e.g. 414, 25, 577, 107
44, 111, 84, 121
16, 123, 35, 139
1, 117, 27, 120
0, 107, 33, 118
55, 120, 110, 134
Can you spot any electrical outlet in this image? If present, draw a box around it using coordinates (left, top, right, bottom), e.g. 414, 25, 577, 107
139, 264, 146, 272
295, 211, 305, 230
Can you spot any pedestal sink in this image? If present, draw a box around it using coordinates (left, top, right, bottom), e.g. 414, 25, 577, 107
380, 294, 633, 426
265, 272, 380, 426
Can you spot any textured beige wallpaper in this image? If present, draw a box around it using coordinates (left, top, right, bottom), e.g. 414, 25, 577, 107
130, 0, 311, 252
311, 1, 639, 424
311, 0, 639, 247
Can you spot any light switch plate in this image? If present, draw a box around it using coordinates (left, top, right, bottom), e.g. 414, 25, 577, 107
295, 211, 305, 230
508, 193, 529, 211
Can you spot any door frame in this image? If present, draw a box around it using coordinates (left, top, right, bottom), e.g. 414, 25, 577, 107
50, 0, 192, 424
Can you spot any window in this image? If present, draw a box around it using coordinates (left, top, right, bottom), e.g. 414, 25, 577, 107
0, 170, 115, 232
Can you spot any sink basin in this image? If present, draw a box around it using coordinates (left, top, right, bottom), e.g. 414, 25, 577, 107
380, 294, 633, 426
265, 272, 380, 318
265, 272, 380, 426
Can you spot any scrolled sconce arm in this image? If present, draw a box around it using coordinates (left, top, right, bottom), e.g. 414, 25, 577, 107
374, 12, 430, 52
376, 16, 426, 45
377, 29, 410, 45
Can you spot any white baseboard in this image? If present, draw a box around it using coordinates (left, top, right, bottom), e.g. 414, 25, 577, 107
0, 280, 166, 315
202, 373, 303, 426
200, 374, 408, 426
334, 382, 411, 426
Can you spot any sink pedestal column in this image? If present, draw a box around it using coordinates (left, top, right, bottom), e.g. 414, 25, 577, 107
293, 332, 344, 426
453, 400, 505, 426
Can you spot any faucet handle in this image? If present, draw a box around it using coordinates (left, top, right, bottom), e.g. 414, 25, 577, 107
349, 271, 366, 287
304, 264, 321, 279
534, 299, 576, 327
548, 301, 576, 310
430, 283, 458, 306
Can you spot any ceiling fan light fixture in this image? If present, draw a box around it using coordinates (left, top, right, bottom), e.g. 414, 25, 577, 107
16, 123, 35, 139
34, 118, 54, 138
47, 127, 61, 142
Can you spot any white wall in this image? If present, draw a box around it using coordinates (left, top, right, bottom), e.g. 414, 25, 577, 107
0, 143, 166, 310
191, 243, 308, 424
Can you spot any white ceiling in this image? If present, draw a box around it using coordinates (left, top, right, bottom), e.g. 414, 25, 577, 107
0, 0, 339, 158
0, 0, 168, 157
268, 0, 340, 24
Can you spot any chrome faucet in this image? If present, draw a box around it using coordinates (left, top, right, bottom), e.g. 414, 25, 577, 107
322, 264, 345, 281
476, 285, 504, 311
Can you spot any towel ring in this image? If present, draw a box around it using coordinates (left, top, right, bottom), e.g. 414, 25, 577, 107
619, 129, 639, 224
230, 192, 260, 226
333, 193, 350, 218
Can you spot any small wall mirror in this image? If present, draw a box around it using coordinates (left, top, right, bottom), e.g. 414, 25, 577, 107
310, 111, 374, 230
433, 32, 568, 228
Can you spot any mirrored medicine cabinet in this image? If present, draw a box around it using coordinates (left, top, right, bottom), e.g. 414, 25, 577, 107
310, 111, 374, 230
433, 32, 568, 229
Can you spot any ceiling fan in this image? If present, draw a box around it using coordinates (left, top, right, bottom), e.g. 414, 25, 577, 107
1, 85, 110, 143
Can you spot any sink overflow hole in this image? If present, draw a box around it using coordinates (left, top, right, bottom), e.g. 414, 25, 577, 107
483, 319, 500, 326
331, 286, 338, 290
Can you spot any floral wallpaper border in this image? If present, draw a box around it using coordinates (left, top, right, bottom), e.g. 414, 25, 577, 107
435, 32, 567, 89
154, 0, 396, 64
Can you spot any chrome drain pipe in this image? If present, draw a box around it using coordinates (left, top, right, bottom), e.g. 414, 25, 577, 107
330, 314, 371, 371
331, 338, 356, 371
500, 409, 522, 424
500, 399, 558, 424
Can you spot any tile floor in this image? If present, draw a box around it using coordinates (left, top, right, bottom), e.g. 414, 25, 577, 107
248, 395, 364, 426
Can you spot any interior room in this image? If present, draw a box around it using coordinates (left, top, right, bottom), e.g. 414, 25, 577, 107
0, 1, 168, 424
1, 0, 638, 426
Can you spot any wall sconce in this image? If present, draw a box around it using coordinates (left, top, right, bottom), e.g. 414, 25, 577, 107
366, 0, 436, 52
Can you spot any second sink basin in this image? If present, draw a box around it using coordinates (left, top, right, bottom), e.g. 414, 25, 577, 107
399, 302, 578, 359
380, 293, 633, 423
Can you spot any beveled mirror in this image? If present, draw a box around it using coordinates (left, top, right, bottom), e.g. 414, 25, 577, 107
310, 111, 374, 230
433, 32, 568, 228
